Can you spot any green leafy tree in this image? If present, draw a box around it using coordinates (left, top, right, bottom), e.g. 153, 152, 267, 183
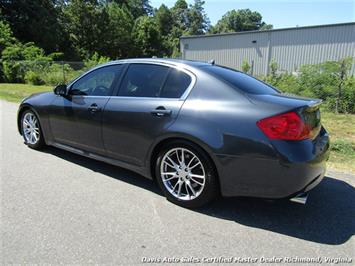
108, 0, 153, 18
131, 16, 162, 57
154, 0, 210, 56
0, 17, 18, 81
186, 0, 210, 35
171, 0, 189, 32
63, 0, 110, 58
260, 24, 273, 30
104, 3, 134, 58
154, 4, 174, 56
0, 18, 17, 52
169, 26, 184, 57
155, 4, 173, 36
210, 9, 272, 33
0, 0, 68, 54
166, 0, 189, 57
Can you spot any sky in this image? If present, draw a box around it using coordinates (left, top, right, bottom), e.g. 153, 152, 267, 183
150, 0, 355, 29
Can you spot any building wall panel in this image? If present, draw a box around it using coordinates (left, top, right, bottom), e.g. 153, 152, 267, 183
180, 23, 355, 76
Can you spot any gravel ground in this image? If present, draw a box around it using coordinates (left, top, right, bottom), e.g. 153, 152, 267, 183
1, 100, 354, 265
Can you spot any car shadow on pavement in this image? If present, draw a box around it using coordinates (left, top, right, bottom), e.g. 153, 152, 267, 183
43, 146, 162, 195
200, 176, 355, 245
44, 146, 354, 246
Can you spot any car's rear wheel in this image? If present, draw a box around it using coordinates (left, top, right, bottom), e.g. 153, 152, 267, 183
21, 110, 45, 150
155, 140, 218, 208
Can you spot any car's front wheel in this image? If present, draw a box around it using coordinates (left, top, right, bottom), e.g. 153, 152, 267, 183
21, 110, 45, 150
155, 140, 219, 208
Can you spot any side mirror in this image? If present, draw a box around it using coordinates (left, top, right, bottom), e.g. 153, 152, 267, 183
54, 84, 67, 96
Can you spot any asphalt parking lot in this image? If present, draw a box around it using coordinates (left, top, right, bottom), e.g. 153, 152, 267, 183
1, 99, 354, 265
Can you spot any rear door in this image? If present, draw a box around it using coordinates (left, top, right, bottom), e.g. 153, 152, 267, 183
102, 63, 194, 166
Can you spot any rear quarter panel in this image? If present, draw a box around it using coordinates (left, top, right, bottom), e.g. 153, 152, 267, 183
166, 69, 328, 198
160, 70, 280, 189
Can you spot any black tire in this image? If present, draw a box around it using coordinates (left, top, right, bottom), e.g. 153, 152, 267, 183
155, 140, 219, 209
20, 109, 45, 150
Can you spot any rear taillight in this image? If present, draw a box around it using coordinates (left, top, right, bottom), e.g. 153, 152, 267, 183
257, 111, 311, 140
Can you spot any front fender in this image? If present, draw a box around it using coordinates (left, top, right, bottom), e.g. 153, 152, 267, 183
17, 103, 40, 135
17, 92, 56, 144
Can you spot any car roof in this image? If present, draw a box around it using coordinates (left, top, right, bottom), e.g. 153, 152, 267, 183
101, 58, 211, 69
68, 58, 211, 87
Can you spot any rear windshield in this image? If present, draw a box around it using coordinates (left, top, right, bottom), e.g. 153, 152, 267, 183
202, 65, 279, 95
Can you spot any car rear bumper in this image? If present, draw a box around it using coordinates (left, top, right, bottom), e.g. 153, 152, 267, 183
216, 127, 330, 198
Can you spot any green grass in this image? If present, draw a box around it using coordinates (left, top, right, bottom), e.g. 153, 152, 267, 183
0, 83, 51, 102
321, 112, 355, 143
0, 83, 354, 173
321, 112, 355, 173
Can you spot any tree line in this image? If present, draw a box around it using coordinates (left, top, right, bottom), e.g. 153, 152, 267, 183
0, 0, 272, 61
0, 1, 353, 114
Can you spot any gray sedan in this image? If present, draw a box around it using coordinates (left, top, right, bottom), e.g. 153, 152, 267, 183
17, 58, 330, 208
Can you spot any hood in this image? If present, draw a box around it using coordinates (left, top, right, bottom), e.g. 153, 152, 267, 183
21, 91, 52, 103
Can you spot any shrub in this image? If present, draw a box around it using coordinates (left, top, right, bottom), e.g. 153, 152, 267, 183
269, 59, 278, 79
261, 58, 355, 114
1, 42, 52, 83
343, 77, 355, 113
297, 58, 354, 113
42, 64, 67, 85
24, 71, 45, 85
241, 60, 251, 73
83, 52, 110, 70
27, 63, 80, 86
323, 77, 355, 113
65, 69, 85, 83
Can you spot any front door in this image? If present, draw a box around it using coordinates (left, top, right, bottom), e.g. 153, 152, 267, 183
49, 64, 123, 154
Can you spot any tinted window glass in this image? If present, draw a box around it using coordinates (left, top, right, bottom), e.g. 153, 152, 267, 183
160, 69, 192, 98
70, 65, 122, 96
202, 65, 279, 95
118, 64, 169, 97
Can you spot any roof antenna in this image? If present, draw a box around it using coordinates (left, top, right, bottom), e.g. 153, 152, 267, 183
208, 59, 215, 65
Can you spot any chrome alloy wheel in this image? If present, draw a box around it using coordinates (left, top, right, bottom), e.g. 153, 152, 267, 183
22, 112, 40, 145
160, 147, 206, 201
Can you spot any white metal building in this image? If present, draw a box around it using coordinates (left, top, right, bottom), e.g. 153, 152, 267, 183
180, 22, 355, 76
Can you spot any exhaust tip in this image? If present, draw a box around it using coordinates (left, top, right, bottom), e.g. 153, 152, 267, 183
290, 192, 308, 204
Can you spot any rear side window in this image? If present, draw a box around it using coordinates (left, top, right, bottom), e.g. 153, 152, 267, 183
118, 64, 169, 97
202, 65, 279, 95
160, 69, 192, 98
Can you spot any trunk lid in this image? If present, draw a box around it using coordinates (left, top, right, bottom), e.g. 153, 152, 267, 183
249, 93, 322, 140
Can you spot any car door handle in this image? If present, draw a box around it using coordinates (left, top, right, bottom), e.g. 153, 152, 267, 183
88, 104, 101, 113
151, 108, 172, 117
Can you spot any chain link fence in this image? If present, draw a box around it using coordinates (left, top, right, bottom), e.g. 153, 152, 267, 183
1, 61, 90, 85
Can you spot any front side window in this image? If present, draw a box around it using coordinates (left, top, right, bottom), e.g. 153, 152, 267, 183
70, 65, 122, 96
118, 64, 169, 97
